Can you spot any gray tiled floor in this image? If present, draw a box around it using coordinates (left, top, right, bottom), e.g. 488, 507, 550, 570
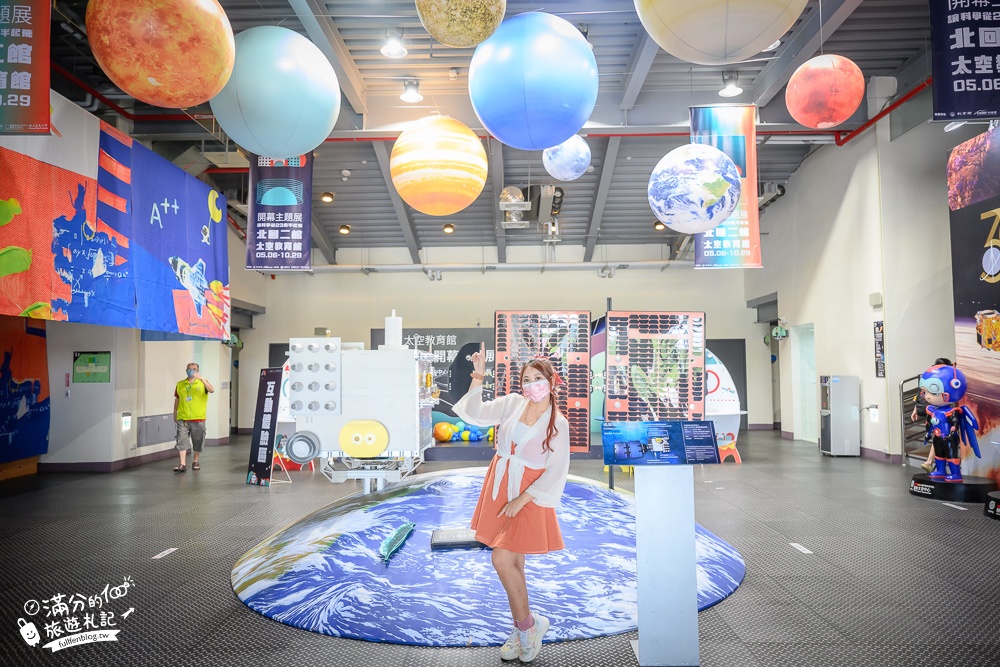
1, 431, 998, 666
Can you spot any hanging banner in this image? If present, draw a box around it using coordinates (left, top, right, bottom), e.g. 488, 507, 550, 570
246, 367, 282, 487
246, 153, 312, 271
130, 141, 230, 338
946, 125, 1000, 480
0, 0, 50, 135
930, 2, 1000, 122
689, 105, 761, 269
0, 315, 49, 463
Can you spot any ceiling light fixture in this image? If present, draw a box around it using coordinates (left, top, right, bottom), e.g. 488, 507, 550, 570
381, 28, 407, 58
944, 120, 967, 132
400, 79, 423, 103
763, 39, 782, 52
443, 223, 455, 234
339, 224, 351, 235
719, 72, 743, 98
320, 192, 334, 203
653, 220, 666, 231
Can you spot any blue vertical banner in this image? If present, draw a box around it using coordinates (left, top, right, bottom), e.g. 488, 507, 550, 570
689, 105, 761, 269
247, 153, 313, 271
930, 2, 1000, 121
130, 143, 230, 339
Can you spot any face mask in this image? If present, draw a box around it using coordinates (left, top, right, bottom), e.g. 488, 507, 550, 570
522, 379, 550, 403
187, 369, 196, 378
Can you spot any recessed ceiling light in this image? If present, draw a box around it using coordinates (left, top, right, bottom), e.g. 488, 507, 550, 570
653, 220, 666, 231
321, 192, 334, 203
443, 223, 455, 234
339, 224, 351, 235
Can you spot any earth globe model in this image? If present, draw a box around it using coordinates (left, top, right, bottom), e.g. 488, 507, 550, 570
543, 135, 592, 182
468, 12, 598, 151
86, 0, 234, 108
634, 0, 807, 66
785, 54, 865, 129
390, 116, 489, 216
416, 0, 506, 48
647, 143, 742, 235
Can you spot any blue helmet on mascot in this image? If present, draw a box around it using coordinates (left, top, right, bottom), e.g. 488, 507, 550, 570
918, 364, 967, 403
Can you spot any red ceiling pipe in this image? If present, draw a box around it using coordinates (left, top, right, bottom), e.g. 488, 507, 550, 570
205, 167, 249, 173
52, 62, 194, 122
834, 77, 933, 146
227, 212, 247, 240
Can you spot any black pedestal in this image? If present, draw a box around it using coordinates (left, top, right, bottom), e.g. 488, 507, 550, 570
985, 491, 1000, 520
909, 473, 998, 503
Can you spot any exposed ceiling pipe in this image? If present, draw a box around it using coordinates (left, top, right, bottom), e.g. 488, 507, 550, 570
834, 77, 933, 146
312, 260, 692, 275
52, 62, 190, 122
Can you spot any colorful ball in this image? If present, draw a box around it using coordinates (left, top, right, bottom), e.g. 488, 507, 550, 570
469, 12, 598, 151
433, 422, 455, 442
86, 0, 235, 108
461, 431, 471, 441
454, 421, 466, 431
416, 0, 506, 48
648, 143, 742, 235
390, 116, 488, 216
487, 426, 495, 440
785, 55, 866, 129
209, 26, 341, 159
543, 135, 592, 182
633, 0, 807, 66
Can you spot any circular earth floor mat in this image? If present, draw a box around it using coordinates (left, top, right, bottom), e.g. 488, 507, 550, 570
232, 470, 745, 646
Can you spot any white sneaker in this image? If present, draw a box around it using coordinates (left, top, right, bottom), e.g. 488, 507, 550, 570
518, 612, 549, 663
500, 627, 521, 660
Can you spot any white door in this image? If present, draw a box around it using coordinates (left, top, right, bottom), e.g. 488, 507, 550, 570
793, 324, 818, 443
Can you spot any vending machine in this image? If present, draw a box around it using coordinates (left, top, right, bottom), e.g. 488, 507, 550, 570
819, 375, 860, 456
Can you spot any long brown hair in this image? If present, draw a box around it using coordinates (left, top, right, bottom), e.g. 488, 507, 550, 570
520, 358, 561, 452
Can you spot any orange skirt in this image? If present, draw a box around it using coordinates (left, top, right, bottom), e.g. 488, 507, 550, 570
471, 454, 564, 555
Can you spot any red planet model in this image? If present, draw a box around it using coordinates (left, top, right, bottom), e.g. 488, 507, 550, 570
785, 54, 866, 129
86, 0, 235, 109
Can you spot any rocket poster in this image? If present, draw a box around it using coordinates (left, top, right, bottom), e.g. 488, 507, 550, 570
130, 142, 230, 338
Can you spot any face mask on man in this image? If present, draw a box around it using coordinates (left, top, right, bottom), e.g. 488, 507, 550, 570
187, 369, 197, 379
522, 379, 550, 403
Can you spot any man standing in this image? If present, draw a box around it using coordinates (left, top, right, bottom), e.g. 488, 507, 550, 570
174, 362, 214, 472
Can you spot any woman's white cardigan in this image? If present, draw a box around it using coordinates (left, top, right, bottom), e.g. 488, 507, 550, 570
453, 385, 570, 508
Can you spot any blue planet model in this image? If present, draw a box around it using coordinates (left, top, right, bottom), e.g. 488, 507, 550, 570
232, 471, 745, 647
543, 135, 592, 181
647, 143, 742, 235
469, 12, 598, 151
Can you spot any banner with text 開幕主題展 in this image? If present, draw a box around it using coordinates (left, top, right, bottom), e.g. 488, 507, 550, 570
0, 0, 50, 135
689, 105, 761, 269
246, 153, 313, 271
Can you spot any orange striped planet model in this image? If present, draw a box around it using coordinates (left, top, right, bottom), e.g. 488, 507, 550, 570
390, 116, 488, 216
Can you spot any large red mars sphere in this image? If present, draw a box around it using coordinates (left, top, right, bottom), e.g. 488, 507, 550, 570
785, 54, 865, 129
86, 0, 235, 109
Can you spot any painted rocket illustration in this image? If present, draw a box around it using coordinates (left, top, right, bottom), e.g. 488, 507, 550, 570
169, 256, 209, 316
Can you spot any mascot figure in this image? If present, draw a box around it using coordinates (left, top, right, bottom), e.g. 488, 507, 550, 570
919, 364, 981, 482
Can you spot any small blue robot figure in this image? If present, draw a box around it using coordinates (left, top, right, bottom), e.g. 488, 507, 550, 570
919, 364, 981, 482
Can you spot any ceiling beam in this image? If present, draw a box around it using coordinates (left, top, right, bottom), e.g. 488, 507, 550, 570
310, 220, 338, 265
620, 32, 660, 111
287, 0, 369, 116
489, 138, 508, 264
583, 136, 621, 262
753, 0, 864, 108
372, 141, 421, 264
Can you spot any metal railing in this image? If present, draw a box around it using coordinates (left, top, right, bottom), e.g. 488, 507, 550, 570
899, 375, 928, 467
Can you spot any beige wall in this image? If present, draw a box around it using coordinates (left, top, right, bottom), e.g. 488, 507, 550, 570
745, 114, 981, 454
234, 245, 770, 430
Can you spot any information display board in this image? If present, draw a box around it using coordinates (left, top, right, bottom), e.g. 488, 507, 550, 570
72, 351, 111, 383
602, 420, 720, 466
246, 367, 282, 486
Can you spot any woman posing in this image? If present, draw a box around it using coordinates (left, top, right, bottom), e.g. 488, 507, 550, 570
453, 344, 571, 663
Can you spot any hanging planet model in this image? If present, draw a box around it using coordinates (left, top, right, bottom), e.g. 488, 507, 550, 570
416, 0, 506, 48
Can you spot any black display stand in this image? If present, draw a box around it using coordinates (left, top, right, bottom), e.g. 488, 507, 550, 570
985, 491, 1000, 520
909, 473, 997, 503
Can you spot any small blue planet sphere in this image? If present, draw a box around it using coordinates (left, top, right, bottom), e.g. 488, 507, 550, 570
468, 12, 598, 151
543, 135, 591, 181
647, 143, 742, 235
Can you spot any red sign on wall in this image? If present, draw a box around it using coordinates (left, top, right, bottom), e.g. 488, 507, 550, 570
0, 1, 50, 135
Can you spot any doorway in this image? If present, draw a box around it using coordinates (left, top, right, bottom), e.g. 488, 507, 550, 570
792, 324, 818, 443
